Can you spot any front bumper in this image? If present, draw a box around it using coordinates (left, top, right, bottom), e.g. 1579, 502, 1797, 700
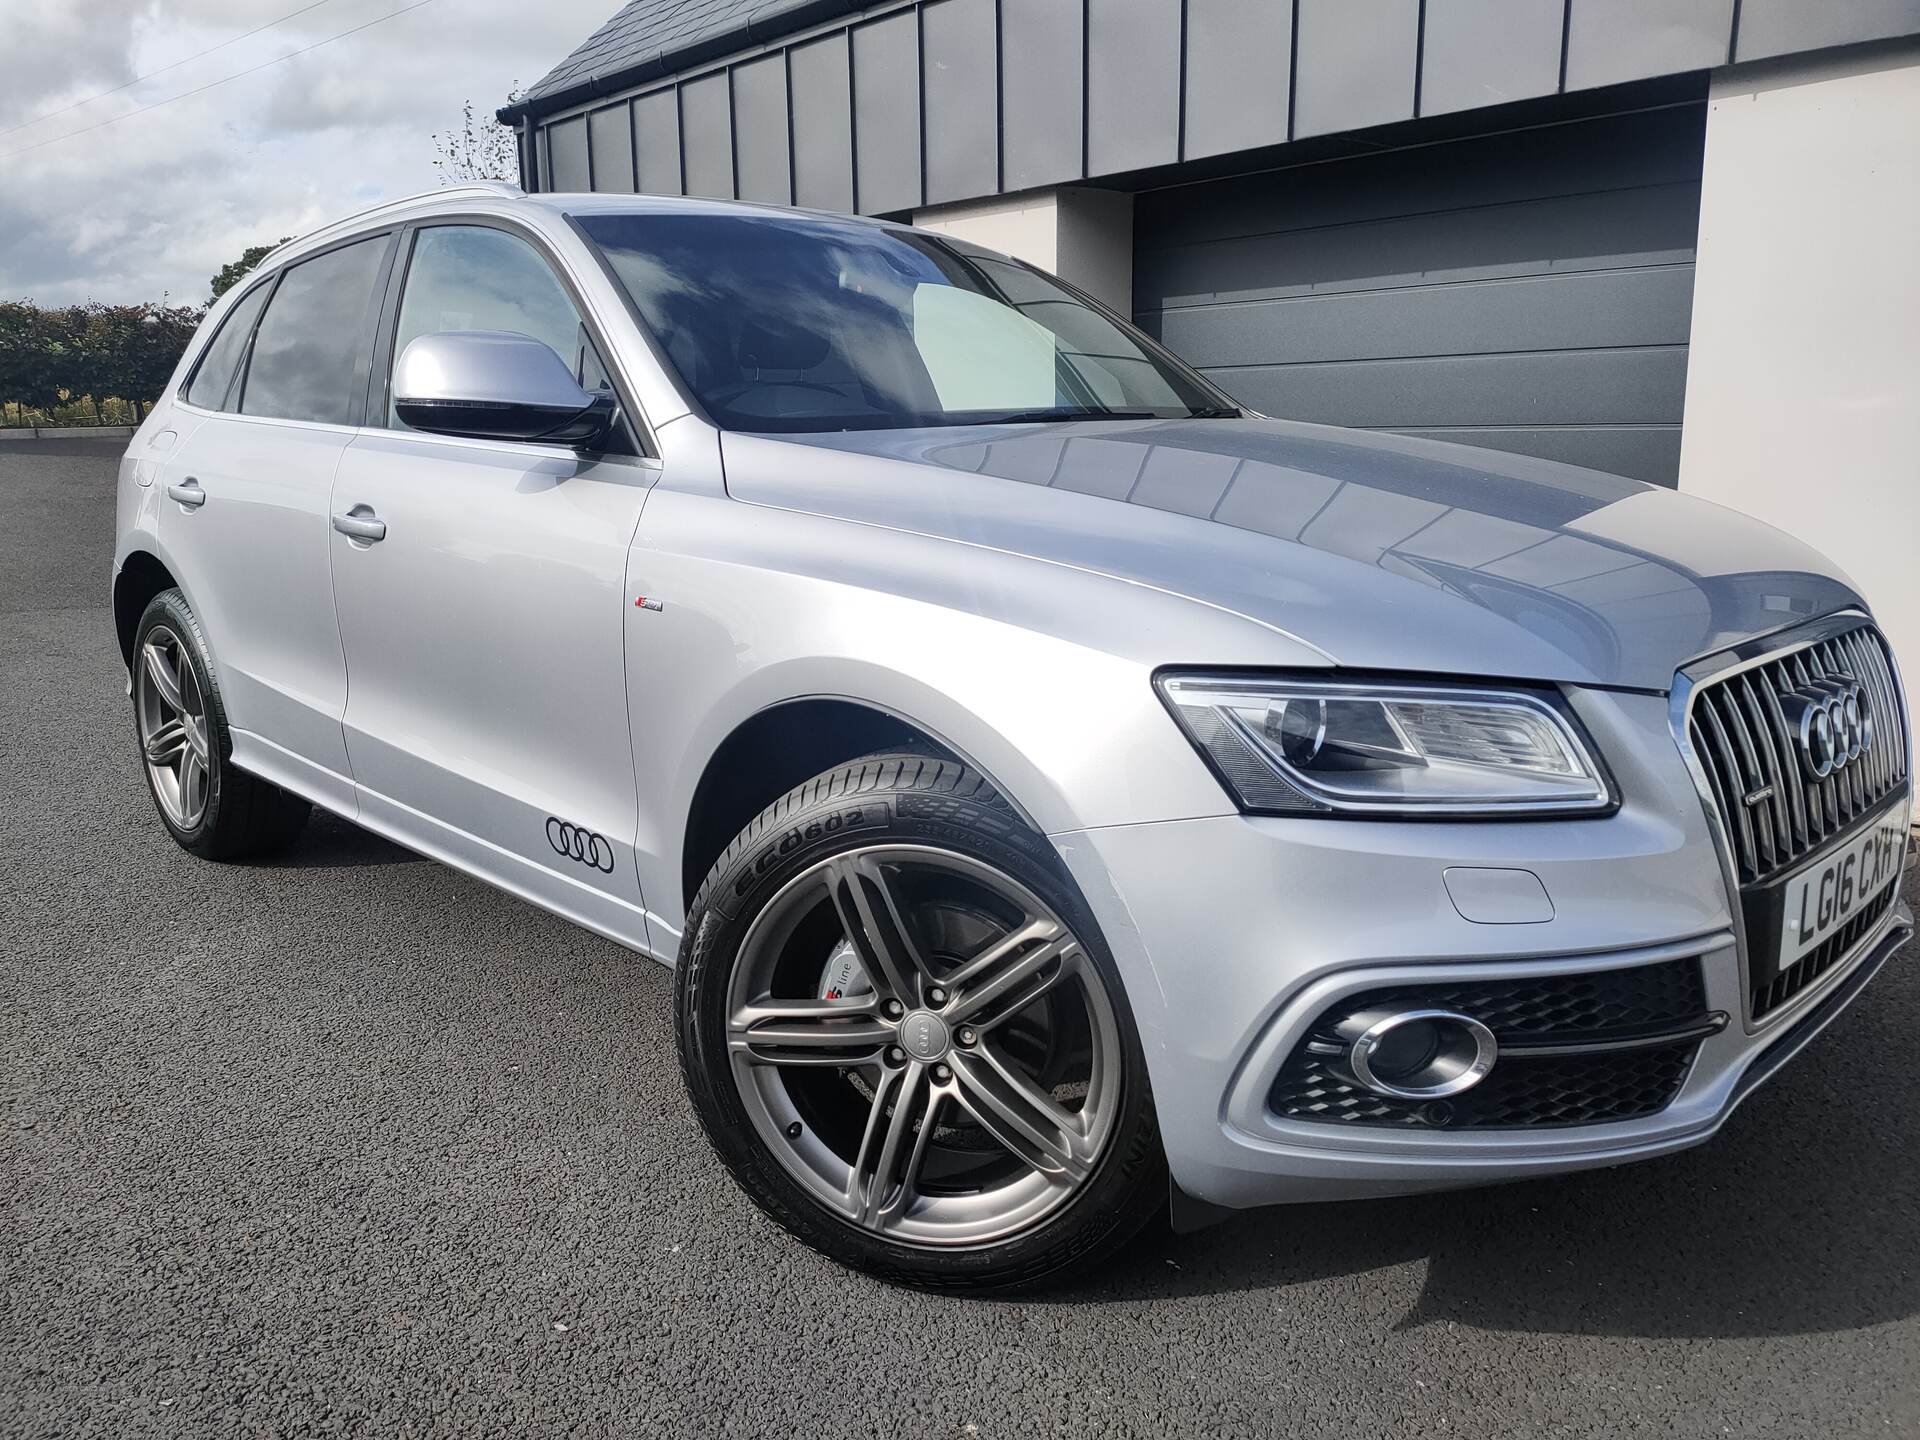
1053, 686, 1913, 1209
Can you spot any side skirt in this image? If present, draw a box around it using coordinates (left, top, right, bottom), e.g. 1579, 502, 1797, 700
228, 727, 671, 964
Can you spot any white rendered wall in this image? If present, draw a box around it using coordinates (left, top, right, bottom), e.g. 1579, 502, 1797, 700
1679, 43, 1920, 671
915, 188, 1134, 314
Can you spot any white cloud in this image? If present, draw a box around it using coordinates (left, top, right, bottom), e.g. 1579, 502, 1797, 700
0, 0, 610, 305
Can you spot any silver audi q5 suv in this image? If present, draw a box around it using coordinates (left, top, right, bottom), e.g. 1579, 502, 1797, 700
113, 183, 1912, 1290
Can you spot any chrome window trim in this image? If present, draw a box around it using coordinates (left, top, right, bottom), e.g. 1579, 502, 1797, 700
1669, 608, 1913, 1036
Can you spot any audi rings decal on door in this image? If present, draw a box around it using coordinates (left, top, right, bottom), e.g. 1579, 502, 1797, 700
546, 817, 616, 873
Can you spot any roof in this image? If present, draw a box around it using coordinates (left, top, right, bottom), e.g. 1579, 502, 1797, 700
501, 0, 871, 122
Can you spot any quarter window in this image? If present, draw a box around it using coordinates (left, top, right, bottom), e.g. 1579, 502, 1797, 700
184, 280, 271, 412
388, 225, 592, 428
239, 236, 389, 426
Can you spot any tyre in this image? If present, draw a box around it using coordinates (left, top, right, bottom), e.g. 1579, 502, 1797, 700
131, 589, 310, 860
676, 752, 1166, 1291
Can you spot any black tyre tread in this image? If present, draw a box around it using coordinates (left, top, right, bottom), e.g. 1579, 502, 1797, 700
677, 750, 1165, 1294
135, 590, 310, 861
686, 751, 1007, 922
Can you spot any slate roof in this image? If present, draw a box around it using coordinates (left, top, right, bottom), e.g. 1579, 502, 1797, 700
505, 0, 870, 119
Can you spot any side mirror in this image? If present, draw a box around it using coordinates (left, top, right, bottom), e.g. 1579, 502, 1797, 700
393, 330, 614, 449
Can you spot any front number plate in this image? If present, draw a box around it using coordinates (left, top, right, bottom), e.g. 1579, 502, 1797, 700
1776, 809, 1908, 968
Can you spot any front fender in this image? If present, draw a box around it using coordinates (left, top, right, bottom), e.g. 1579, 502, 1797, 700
622, 482, 1325, 943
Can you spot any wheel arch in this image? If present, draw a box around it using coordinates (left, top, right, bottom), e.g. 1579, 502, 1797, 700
113, 549, 182, 668
677, 694, 1047, 911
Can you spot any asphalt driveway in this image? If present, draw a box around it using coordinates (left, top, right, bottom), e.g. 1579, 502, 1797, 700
4, 438, 1917, 1437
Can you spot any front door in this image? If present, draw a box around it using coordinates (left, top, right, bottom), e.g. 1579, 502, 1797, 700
327, 221, 657, 946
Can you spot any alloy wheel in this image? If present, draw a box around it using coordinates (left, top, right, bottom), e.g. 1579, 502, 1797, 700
136, 625, 212, 830
725, 844, 1122, 1248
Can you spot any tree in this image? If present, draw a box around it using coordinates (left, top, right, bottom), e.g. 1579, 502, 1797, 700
433, 91, 521, 185
210, 240, 290, 303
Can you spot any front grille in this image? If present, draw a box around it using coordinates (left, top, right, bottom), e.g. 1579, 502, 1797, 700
1683, 620, 1909, 1021
1267, 957, 1713, 1130
1686, 622, 1908, 887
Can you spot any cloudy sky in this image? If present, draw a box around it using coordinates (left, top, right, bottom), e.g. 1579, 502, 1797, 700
0, 0, 616, 307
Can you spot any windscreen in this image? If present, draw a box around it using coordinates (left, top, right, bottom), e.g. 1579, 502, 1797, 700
575, 211, 1234, 433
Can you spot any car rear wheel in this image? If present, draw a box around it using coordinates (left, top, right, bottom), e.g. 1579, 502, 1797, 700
132, 589, 310, 860
676, 752, 1165, 1291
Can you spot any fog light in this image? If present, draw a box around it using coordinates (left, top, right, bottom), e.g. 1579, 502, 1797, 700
1333, 1008, 1497, 1100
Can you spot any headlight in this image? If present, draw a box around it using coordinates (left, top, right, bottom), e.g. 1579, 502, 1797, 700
1156, 674, 1613, 816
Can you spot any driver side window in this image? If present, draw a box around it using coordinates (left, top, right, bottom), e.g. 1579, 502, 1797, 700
388, 225, 600, 429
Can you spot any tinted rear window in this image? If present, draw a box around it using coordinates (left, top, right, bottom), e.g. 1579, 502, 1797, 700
240, 236, 388, 426
184, 281, 271, 411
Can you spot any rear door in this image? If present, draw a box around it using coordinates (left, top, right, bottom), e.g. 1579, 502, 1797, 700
157, 232, 396, 808
327, 219, 658, 946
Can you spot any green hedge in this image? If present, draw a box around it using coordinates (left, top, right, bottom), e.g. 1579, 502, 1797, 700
1, 300, 202, 421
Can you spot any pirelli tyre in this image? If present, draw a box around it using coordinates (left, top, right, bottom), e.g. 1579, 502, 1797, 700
131, 589, 311, 861
675, 751, 1166, 1292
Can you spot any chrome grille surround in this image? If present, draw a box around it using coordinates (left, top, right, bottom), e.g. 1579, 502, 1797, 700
1672, 611, 1912, 1030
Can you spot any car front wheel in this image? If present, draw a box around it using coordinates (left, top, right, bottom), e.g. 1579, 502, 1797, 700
676, 752, 1166, 1291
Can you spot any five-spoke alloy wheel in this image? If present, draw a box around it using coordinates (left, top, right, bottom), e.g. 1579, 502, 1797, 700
677, 753, 1165, 1291
136, 624, 213, 831
130, 589, 309, 859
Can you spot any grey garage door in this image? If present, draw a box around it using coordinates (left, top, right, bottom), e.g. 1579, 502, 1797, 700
1134, 105, 1705, 485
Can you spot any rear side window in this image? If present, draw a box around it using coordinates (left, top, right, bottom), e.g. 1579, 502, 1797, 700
184, 281, 271, 411
240, 236, 388, 426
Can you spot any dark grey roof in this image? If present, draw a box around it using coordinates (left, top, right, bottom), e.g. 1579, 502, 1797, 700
505, 0, 871, 119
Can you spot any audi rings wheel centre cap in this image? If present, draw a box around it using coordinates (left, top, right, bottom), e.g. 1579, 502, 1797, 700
898, 1010, 951, 1063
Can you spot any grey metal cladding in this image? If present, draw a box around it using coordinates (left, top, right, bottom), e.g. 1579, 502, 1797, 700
1293, 0, 1420, 138
633, 88, 682, 195
1565, 0, 1736, 90
1734, 0, 1920, 59
852, 13, 923, 215
547, 115, 592, 191
1420, 0, 1565, 116
1134, 106, 1703, 484
732, 54, 792, 204
922, 0, 998, 204
680, 72, 735, 198
1183, 0, 1292, 160
1000, 0, 1084, 190
588, 104, 637, 191
790, 34, 855, 211
1087, 0, 1182, 174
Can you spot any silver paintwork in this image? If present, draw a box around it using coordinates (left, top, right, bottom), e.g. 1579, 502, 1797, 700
112, 190, 1913, 1214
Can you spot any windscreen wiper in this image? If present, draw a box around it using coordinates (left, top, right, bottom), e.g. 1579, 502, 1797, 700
972, 408, 1161, 424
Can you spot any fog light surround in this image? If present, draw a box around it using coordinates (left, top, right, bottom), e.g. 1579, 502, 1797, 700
1335, 1008, 1498, 1100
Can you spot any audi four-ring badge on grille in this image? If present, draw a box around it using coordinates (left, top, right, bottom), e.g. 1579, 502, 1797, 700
1780, 673, 1874, 779
546, 817, 616, 873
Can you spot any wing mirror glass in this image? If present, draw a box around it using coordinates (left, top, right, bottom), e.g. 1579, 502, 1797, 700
393, 330, 614, 448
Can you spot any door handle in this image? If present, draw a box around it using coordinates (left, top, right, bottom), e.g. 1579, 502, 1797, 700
166, 477, 206, 508
332, 506, 387, 544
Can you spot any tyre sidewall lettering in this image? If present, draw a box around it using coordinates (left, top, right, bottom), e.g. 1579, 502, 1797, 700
728, 803, 890, 909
